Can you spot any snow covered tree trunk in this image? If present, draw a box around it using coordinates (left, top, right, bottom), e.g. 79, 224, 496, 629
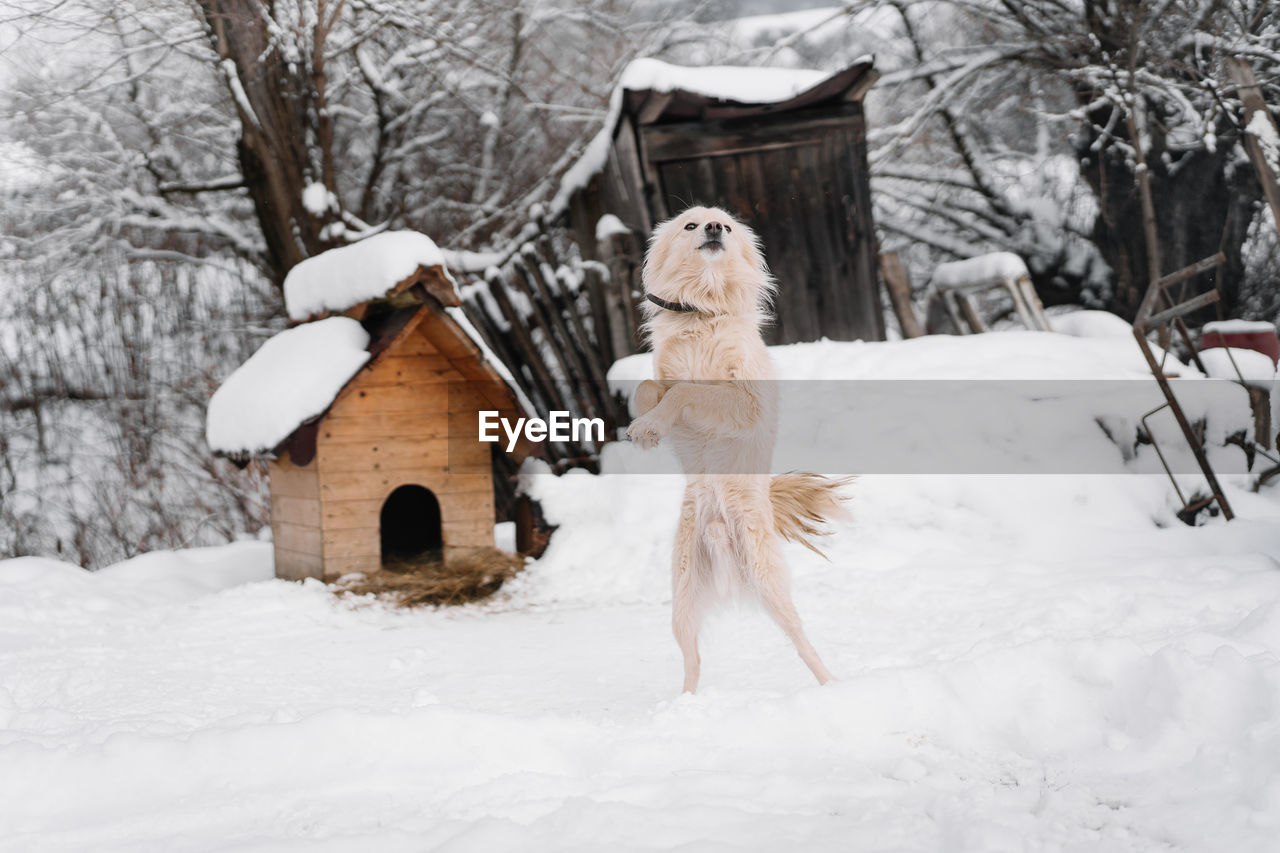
197, 0, 342, 287
1077, 104, 1258, 319
1063, 0, 1272, 317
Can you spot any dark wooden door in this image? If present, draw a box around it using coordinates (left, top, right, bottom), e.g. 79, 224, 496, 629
641, 105, 883, 345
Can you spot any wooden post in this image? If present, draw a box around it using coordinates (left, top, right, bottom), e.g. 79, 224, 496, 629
1002, 279, 1037, 329
1227, 56, 1280, 239
456, 284, 536, 410
528, 241, 617, 435
515, 494, 533, 554
878, 252, 923, 338
513, 250, 596, 421
599, 230, 644, 354
581, 260, 618, 367
955, 292, 985, 334
1014, 276, 1051, 331
940, 290, 967, 335
484, 267, 564, 419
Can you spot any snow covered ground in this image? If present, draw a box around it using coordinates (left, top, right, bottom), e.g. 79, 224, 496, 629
4, 331, 1280, 851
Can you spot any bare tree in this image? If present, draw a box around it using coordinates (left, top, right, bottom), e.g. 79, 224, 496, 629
0, 0, 695, 565
869, 0, 1280, 318
2, 0, 680, 283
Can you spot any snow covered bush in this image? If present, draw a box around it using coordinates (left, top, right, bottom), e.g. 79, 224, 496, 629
0, 253, 280, 566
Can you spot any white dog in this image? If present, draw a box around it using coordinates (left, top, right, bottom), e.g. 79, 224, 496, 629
627, 205, 848, 694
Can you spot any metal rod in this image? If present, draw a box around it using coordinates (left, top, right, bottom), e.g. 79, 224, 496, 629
1140, 401, 1186, 507
1131, 327, 1235, 520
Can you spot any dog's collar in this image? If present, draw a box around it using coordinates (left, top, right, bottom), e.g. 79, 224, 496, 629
646, 293, 706, 314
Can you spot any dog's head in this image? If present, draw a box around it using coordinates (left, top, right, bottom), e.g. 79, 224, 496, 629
642, 206, 774, 318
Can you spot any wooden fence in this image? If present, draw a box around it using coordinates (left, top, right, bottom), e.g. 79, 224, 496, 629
447, 216, 648, 507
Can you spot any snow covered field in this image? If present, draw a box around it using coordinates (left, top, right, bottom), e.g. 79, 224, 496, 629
4, 332, 1280, 851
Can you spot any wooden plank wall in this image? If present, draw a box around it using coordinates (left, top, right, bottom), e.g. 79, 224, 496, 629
311, 326, 495, 581
568, 114, 654, 259
268, 454, 322, 581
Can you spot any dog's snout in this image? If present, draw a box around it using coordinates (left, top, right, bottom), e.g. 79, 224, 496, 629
704, 221, 723, 236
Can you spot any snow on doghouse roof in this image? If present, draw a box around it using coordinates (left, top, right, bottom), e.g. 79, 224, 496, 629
207, 305, 533, 458
206, 316, 371, 457
283, 231, 449, 321
552, 56, 875, 213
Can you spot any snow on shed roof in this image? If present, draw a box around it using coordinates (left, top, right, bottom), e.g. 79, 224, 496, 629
206, 317, 370, 457
283, 231, 449, 322
552, 56, 875, 214
619, 58, 829, 104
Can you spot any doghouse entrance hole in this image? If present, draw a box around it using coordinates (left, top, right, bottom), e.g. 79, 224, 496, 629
380, 485, 442, 565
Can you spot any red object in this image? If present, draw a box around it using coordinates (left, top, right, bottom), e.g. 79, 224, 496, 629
1201, 325, 1280, 367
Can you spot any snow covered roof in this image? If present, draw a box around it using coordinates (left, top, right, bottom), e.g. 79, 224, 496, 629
553, 56, 876, 214
619, 56, 874, 122
283, 231, 450, 322
619, 58, 829, 105
206, 317, 371, 457
208, 300, 533, 460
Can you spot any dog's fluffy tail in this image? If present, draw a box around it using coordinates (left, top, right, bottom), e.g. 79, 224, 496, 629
770, 473, 853, 558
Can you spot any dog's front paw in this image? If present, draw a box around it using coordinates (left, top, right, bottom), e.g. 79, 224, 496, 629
626, 413, 668, 449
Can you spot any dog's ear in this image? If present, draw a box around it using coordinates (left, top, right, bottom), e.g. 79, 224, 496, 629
643, 219, 673, 291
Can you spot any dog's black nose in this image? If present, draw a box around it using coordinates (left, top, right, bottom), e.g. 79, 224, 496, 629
704, 221, 723, 236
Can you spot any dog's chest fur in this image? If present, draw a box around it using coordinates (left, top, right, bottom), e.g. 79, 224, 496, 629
651, 316, 775, 383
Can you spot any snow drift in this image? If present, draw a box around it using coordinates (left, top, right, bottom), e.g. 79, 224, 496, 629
5, 332, 1280, 851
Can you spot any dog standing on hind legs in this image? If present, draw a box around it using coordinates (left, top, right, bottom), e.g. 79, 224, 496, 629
626, 205, 850, 694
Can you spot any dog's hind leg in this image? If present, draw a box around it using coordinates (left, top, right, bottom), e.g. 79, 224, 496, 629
762, 580, 835, 685
750, 532, 835, 686
673, 577, 709, 694
672, 497, 711, 694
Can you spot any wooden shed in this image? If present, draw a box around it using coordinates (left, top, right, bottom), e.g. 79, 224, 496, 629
207, 235, 530, 583
562, 58, 884, 345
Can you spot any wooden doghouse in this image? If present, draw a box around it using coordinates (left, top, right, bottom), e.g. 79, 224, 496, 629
562, 58, 884, 346
207, 234, 530, 582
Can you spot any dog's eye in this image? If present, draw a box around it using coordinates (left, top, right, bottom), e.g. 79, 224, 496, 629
724, 225, 732, 232
684, 222, 697, 231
